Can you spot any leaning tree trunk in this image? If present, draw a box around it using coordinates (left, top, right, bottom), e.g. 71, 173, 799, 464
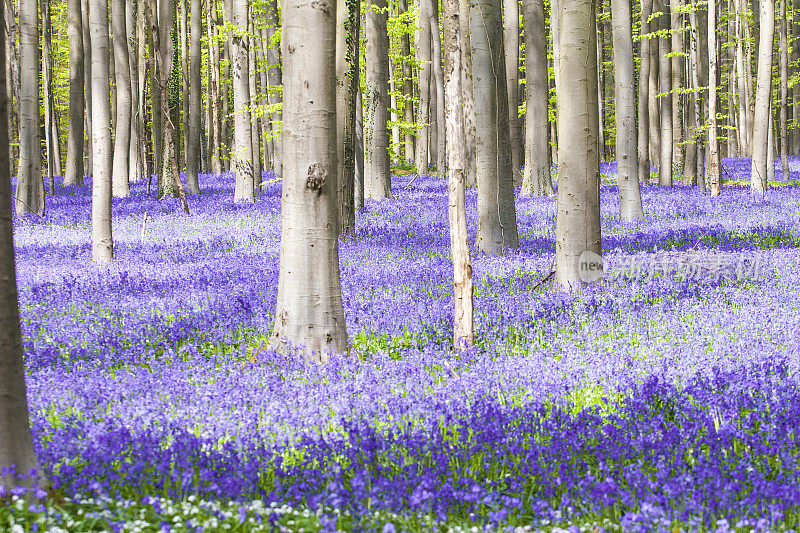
0, 0, 44, 492
610, 0, 643, 220
336, 0, 361, 235
780, 0, 790, 181
415, 0, 432, 175
471, 0, 519, 253
42, 0, 61, 188
555, 0, 602, 291
111, 0, 132, 197
443, 0, 474, 347
637, 0, 652, 184
90, 0, 114, 262
521, 0, 553, 196
186, 0, 202, 193
231, 0, 254, 202
354, 88, 365, 210
689, 4, 706, 189
708, 0, 720, 196
365, 0, 391, 198
648, 21, 660, 167
750, 0, 774, 196
65, 0, 85, 186
270, 0, 349, 361
504, 0, 523, 186
15, 0, 44, 215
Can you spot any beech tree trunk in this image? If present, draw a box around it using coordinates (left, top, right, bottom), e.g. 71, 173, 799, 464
459, 0, 477, 187
90, 0, 114, 262
780, 0, 790, 181
400, 0, 415, 163
442, 0, 474, 347
0, 0, 42, 487
670, 0, 683, 173
16, 0, 44, 215
265, 0, 283, 175
270, 0, 348, 360
708, 0, 720, 196
355, 89, 365, 210
750, 0, 774, 196
637, 0, 652, 184
657, 0, 673, 186
231, 0, 254, 202
336, 0, 361, 234
610, 0, 643, 220
471, 0, 519, 253
187, 0, 202, 193
111, 0, 132, 197
65, 0, 85, 186
127, 0, 143, 184
504, 0, 523, 186
427, 0, 447, 177
521, 0, 553, 196
555, 0, 601, 291
415, 0, 432, 174
365, 0, 391, 198
248, 24, 262, 194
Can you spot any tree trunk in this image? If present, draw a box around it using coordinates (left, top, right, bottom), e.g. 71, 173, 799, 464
187, 0, 202, 193
670, 0, 683, 174
231, 0, 254, 202
390, 62, 399, 164
648, 21, 660, 166
734, 0, 749, 155
637, 0, 652, 184
426, 0, 447, 177
265, 0, 283, 175
708, 0, 720, 196
15, 0, 44, 215
504, 0, 523, 185
780, 0, 790, 180
209, 2, 222, 174
689, 5, 706, 190
554, 0, 601, 290
90, 0, 114, 261
471, 0, 519, 253
596, 13, 605, 160
248, 23, 262, 194
127, 0, 143, 184
750, 0, 774, 196
365, 0, 391, 198
611, 0, 643, 220
415, 0, 431, 174
400, 0, 415, 164
0, 0, 43, 487
180, 0, 189, 166
147, 3, 163, 193
111, 0, 132, 197
65, 0, 85, 186
336, 0, 361, 235
443, 0, 473, 347
355, 89, 365, 210
42, 0, 58, 190
521, 0, 553, 196
658, 0, 673, 186
270, 0, 349, 361
459, 0, 477, 187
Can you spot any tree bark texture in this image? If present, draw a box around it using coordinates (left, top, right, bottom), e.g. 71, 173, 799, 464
232, 0, 255, 202
637, 0, 652, 184
336, 0, 361, 234
504, 0, 523, 186
65, 0, 86, 186
112, 0, 132, 197
365, 0, 392, 198
187, 0, 203, 193
750, 0, 774, 196
708, 0, 720, 196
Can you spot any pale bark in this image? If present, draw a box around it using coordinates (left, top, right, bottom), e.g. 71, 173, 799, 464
15, 0, 44, 215
365, 0, 391, 198
670, 0, 683, 173
610, 0, 643, 220
504, 0, 523, 185
443, 0, 474, 346
521, 0, 553, 196
248, 25, 262, 194
265, 0, 283, 175
65, 0, 86, 186
708, 0, 719, 196
232, 0, 254, 202
270, 0, 349, 360
180, 0, 190, 164
0, 0, 42, 486
390, 63, 400, 163
355, 89, 365, 209
90, 0, 114, 262
127, 0, 143, 184
648, 22, 660, 166
112, 0, 132, 197
415, 0, 432, 174
336, 0, 361, 234
750, 0, 774, 196
209, 3, 222, 174
187, 0, 202, 193
555, 0, 601, 291
427, 0, 447, 177
637, 0, 652, 184
471, 0, 519, 253
400, 0, 415, 163
657, 0, 673, 186
459, 0, 477, 187
780, 0, 790, 180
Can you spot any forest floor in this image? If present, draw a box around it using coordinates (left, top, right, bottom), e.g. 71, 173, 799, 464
4, 157, 800, 532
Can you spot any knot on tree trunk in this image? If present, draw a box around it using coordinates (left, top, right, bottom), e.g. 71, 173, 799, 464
306, 162, 327, 192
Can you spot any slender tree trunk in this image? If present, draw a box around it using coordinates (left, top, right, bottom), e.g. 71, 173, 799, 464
658, 0, 673, 186
209, 3, 222, 174
248, 23, 262, 193
596, 13, 605, 160
611, 0, 643, 220
648, 21, 660, 166
427, 0, 447, 177
689, 5, 706, 190
365, 0, 391, 197
127, 0, 143, 184
670, 0, 683, 174
355, 89, 365, 210
390, 62, 399, 164
504, 0, 523, 185
471, 0, 519, 253
637, 0, 652, 184
90, 0, 114, 261
415, 0, 432, 174
750, 0, 774, 196
180, 0, 189, 165
400, 0, 415, 164
708, 0, 719, 196
0, 0, 43, 487
147, 3, 163, 192
186, 0, 202, 193
111, 0, 132, 197
66, 0, 85, 186
734, 0, 748, 155
459, 0, 477, 187
780, 0, 790, 180
555, 0, 601, 290
521, 0, 553, 196
231, 0, 254, 202
270, 0, 348, 360
257, 26, 273, 174
15, 0, 44, 215
443, 0, 473, 346
42, 0, 58, 190
336, 0, 361, 234
265, 0, 283, 175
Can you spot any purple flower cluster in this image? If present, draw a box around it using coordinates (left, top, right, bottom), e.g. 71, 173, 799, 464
10, 160, 800, 528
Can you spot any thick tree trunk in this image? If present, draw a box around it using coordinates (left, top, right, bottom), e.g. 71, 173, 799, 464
443, 0, 473, 347
689, 6, 706, 189
780, 0, 790, 180
427, 0, 447, 177
187, 0, 202, 193
521, 0, 553, 196
610, 0, 643, 221
90, 0, 114, 262
0, 0, 43, 487
471, 0, 519, 253
180, 0, 190, 165
365, 0, 391, 198
15, 0, 44, 215
504, 0, 523, 185
750, 0, 774, 196
111, 0, 132, 197
554, 0, 601, 290
336, 0, 361, 234
270, 0, 348, 360
415, 0, 431, 174
65, 0, 86, 186
231, 0, 254, 202
459, 0, 477, 187
256, 26, 273, 174
390, 62, 400, 164
637, 0, 652, 184
708, 0, 719, 196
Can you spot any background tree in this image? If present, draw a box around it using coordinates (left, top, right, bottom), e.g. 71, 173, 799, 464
336, 0, 361, 235
232, 0, 255, 202
708, 0, 720, 196
111, 0, 132, 197
365, 0, 392, 198
187, 0, 203, 194
750, 0, 774, 196
65, 0, 85, 187
504, 0, 523, 186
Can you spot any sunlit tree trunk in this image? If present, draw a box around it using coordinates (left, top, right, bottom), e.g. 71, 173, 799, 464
208, 3, 222, 175
637, 0, 652, 184
354, 89, 365, 210
427, 0, 447, 177
365, 0, 391, 198
689, 4, 705, 189
336, 0, 361, 234
43, 0, 62, 189
657, 0, 673, 186
415, 0, 431, 174
270, 0, 348, 360
750, 0, 774, 196
265, 0, 283, 175
459, 0, 477, 187
187, 0, 202, 193
504, 0, 522, 185
66, 0, 86, 186
670, 0, 683, 174
400, 0, 415, 164
708, 0, 720, 196
231, 0, 254, 202
780, 0, 790, 180
648, 19, 660, 167
111, 0, 132, 197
